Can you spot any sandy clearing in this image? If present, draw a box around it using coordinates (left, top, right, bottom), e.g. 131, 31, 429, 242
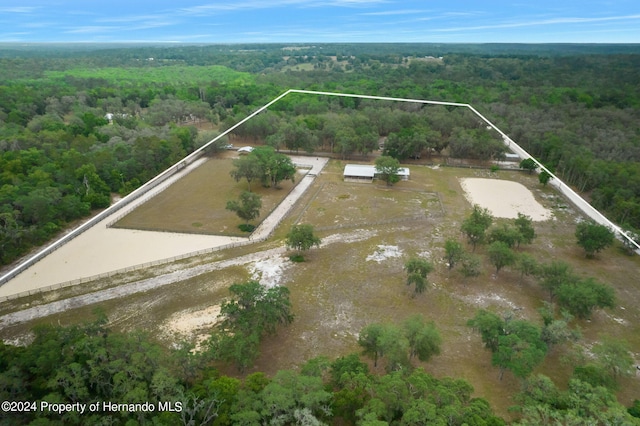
164, 305, 222, 336
320, 229, 378, 246
0, 246, 287, 327
249, 256, 292, 288
459, 178, 552, 221
366, 245, 403, 263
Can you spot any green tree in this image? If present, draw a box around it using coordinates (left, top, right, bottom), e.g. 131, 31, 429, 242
402, 315, 442, 362
556, 277, 615, 319
575, 221, 615, 258
461, 204, 493, 251
214, 281, 294, 371
251, 146, 297, 188
285, 224, 321, 260
515, 252, 538, 284
517, 374, 639, 425
537, 260, 575, 303
404, 257, 434, 294
467, 309, 504, 352
488, 223, 522, 249
377, 324, 410, 372
519, 158, 538, 174
226, 191, 261, 228
230, 154, 262, 192
487, 241, 517, 274
538, 170, 552, 187
374, 155, 401, 186
540, 310, 581, 349
444, 239, 464, 270
358, 323, 385, 368
459, 253, 482, 285
492, 320, 547, 380
514, 213, 536, 246
628, 400, 640, 418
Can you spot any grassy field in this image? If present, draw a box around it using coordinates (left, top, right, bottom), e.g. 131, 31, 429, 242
40, 65, 255, 86
113, 154, 299, 236
3, 158, 639, 420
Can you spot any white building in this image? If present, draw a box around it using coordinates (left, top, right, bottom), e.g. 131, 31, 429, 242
343, 164, 410, 182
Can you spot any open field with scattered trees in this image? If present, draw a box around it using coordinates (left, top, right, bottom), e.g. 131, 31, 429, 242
1, 43, 640, 424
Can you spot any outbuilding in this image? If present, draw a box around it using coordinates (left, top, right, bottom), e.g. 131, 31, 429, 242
343, 164, 410, 182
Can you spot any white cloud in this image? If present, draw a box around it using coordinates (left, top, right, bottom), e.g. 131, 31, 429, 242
361, 9, 427, 16
0, 7, 37, 13
434, 13, 640, 32
63, 26, 120, 34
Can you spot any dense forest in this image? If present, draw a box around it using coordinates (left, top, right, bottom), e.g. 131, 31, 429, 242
1, 43, 640, 424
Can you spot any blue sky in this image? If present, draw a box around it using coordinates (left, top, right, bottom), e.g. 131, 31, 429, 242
1, 1, 639, 43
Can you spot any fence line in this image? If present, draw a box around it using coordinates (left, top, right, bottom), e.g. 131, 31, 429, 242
0, 164, 326, 303
466, 104, 640, 252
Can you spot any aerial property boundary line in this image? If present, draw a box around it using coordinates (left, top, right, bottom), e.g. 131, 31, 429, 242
1, 89, 636, 289
288, 90, 638, 252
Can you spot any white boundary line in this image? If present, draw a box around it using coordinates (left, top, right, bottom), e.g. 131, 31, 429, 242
2, 89, 636, 287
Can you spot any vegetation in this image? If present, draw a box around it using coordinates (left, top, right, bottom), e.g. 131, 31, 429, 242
358, 315, 441, 372
487, 241, 517, 274
209, 281, 294, 371
444, 238, 464, 270
468, 310, 547, 380
403, 257, 434, 294
285, 223, 321, 260
226, 191, 262, 231
461, 204, 494, 251
519, 158, 538, 174
374, 155, 401, 186
575, 220, 616, 258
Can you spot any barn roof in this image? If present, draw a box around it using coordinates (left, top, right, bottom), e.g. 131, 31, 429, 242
343, 164, 410, 178
344, 164, 376, 178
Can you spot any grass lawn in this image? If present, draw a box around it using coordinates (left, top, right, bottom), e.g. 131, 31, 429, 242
113, 156, 299, 236
4, 158, 639, 420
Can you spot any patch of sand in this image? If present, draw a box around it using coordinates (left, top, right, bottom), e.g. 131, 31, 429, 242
249, 256, 291, 288
461, 292, 518, 310
165, 305, 221, 336
321, 229, 378, 246
366, 245, 403, 263
459, 178, 552, 221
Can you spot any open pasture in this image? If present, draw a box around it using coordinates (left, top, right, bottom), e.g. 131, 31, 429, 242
113, 157, 299, 236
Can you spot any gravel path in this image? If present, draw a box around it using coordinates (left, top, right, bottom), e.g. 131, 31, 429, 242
0, 247, 286, 327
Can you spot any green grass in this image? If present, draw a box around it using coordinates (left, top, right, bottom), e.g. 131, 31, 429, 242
113, 155, 298, 236
40, 65, 255, 86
